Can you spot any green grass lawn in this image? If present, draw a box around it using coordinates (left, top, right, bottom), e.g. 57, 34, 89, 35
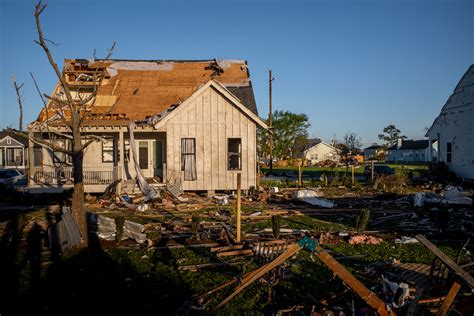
262, 163, 428, 177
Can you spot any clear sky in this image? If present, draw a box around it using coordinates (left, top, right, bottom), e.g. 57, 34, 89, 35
0, 0, 472, 146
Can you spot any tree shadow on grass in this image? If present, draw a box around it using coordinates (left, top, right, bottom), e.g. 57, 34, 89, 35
3, 209, 192, 316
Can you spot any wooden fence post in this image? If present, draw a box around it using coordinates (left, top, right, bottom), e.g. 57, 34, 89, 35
236, 173, 241, 243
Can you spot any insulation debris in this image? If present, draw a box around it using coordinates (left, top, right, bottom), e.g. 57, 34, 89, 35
292, 189, 335, 208
88, 213, 116, 241
123, 220, 147, 244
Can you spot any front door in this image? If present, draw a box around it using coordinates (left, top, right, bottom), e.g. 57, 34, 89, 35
137, 140, 164, 179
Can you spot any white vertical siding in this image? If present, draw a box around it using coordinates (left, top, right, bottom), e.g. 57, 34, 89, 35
164, 86, 257, 190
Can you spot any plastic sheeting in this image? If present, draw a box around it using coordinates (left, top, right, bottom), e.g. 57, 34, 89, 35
128, 122, 160, 201
292, 189, 335, 208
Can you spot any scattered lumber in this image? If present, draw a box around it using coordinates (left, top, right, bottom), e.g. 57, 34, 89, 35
415, 234, 474, 288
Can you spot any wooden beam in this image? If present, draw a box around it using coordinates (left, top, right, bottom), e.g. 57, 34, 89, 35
416, 234, 474, 288
216, 249, 253, 257
313, 244, 392, 316
236, 173, 241, 242
437, 282, 461, 316
177, 262, 227, 271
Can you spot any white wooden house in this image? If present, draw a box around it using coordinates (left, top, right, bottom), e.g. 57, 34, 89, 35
304, 142, 340, 165
426, 64, 474, 180
0, 130, 28, 171
28, 59, 267, 193
385, 139, 429, 163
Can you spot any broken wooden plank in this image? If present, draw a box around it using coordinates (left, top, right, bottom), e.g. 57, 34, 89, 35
415, 234, 474, 288
216, 249, 253, 257
313, 244, 392, 316
437, 282, 461, 316
210, 244, 245, 252
177, 262, 227, 271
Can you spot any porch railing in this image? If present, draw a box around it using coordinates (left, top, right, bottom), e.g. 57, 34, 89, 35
32, 166, 121, 185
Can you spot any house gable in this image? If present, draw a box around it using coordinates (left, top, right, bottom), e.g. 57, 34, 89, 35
160, 81, 259, 191
0, 135, 25, 147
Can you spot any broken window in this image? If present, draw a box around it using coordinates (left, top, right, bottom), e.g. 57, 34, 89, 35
228, 138, 242, 170
446, 142, 452, 163
181, 138, 197, 180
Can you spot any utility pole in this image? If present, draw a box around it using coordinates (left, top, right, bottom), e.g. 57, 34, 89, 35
269, 70, 274, 174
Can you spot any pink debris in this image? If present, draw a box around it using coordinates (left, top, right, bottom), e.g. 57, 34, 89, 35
349, 235, 383, 245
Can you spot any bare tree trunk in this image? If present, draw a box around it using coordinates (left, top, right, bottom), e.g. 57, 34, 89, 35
12, 79, 24, 131
71, 113, 87, 244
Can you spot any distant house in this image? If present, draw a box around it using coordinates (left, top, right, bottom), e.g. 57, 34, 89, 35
426, 65, 474, 180
0, 130, 28, 170
385, 139, 429, 163
291, 138, 321, 159
28, 59, 267, 193
363, 144, 384, 161
304, 142, 340, 165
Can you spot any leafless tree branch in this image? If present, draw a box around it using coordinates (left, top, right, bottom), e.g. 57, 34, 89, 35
12, 76, 24, 131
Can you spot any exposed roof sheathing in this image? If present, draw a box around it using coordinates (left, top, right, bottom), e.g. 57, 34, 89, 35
37, 59, 259, 125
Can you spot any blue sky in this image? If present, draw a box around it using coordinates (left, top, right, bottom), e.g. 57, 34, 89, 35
0, 0, 472, 146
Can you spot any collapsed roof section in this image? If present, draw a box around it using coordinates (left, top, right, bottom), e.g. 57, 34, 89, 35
36, 59, 258, 126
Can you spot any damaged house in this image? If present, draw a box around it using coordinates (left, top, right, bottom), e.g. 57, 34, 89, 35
426, 64, 474, 180
27, 59, 267, 193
